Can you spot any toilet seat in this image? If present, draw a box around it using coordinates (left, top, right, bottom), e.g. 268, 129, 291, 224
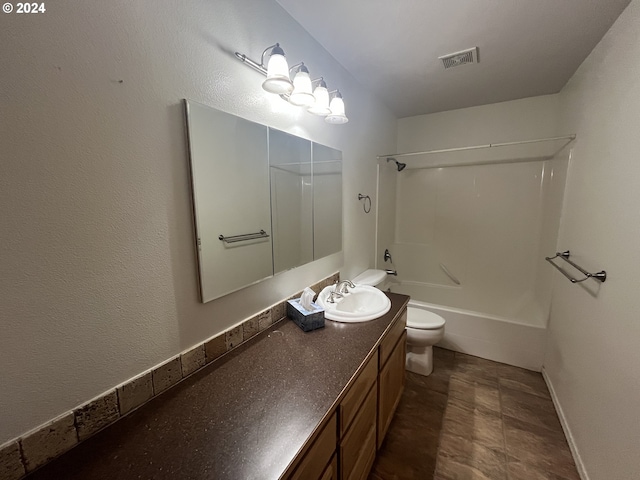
407, 307, 445, 330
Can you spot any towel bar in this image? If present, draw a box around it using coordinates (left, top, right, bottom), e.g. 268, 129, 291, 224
219, 229, 269, 244
545, 251, 606, 283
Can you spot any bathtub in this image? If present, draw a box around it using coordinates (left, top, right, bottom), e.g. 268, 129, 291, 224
390, 281, 547, 371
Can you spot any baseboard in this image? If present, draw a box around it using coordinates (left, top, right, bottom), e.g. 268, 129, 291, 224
541, 367, 589, 480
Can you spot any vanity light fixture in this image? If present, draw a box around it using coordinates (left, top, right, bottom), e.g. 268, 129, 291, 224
235, 43, 348, 124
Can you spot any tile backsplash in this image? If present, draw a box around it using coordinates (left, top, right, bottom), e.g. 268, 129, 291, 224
0, 272, 339, 480
20, 413, 77, 473
74, 391, 119, 441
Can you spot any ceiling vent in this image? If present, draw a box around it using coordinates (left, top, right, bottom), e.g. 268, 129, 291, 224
439, 47, 479, 69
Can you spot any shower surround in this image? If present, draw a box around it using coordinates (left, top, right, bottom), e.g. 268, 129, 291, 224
376, 154, 568, 370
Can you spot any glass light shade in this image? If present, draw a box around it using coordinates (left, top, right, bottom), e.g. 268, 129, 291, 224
262, 52, 293, 94
308, 84, 331, 116
325, 94, 348, 124
288, 68, 315, 107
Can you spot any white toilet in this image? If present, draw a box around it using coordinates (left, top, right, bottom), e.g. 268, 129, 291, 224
405, 307, 445, 376
352, 269, 446, 377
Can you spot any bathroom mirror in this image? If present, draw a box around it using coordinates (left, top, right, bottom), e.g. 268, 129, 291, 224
269, 129, 314, 274
312, 143, 342, 259
184, 100, 342, 303
185, 100, 272, 302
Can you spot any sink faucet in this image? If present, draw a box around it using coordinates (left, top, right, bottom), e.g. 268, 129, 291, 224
327, 291, 344, 303
335, 280, 356, 295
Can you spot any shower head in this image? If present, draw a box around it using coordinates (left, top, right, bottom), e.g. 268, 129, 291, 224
387, 157, 407, 172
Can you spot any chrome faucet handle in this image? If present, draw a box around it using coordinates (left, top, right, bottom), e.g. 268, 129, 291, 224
335, 280, 356, 294
327, 291, 344, 303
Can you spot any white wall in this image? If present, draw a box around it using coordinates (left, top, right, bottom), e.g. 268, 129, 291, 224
397, 95, 561, 151
544, 1, 640, 479
0, 0, 396, 444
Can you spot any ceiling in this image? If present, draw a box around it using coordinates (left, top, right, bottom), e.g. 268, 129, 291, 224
276, 0, 631, 118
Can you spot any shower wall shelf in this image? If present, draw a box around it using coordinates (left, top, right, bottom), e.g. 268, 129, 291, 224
377, 134, 576, 170
545, 250, 607, 284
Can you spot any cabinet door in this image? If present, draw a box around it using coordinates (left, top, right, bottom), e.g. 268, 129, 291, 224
377, 331, 406, 449
339, 354, 377, 436
379, 309, 407, 367
290, 413, 337, 480
340, 385, 377, 480
319, 454, 338, 480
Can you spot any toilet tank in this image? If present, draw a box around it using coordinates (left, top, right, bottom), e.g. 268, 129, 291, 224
353, 269, 387, 288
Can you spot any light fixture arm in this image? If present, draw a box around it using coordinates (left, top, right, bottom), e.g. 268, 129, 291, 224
260, 43, 281, 67
288, 62, 305, 74
234, 52, 268, 76
311, 77, 327, 88
234, 43, 283, 77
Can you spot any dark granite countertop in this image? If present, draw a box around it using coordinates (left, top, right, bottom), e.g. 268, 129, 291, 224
28, 292, 409, 480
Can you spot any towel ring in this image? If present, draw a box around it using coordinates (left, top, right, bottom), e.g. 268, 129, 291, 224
358, 194, 371, 214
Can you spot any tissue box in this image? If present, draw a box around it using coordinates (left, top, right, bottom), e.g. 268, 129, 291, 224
287, 298, 325, 332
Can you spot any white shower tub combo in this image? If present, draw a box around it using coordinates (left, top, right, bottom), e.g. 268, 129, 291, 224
391, 281, 548, 371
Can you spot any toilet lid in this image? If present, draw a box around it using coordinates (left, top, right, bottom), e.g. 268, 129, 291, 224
407, 307, 445, 330
352, 269, 387, 286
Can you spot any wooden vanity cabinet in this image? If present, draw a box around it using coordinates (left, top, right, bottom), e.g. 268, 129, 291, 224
339, 354, 377, 435
377, 331, 406, 447
377, 309, 407, 448
319, 455, 338, 480
290, 413, 337, 480
287, 306, 407, 480
339, 384, 377, 480
338, 307, 407, 478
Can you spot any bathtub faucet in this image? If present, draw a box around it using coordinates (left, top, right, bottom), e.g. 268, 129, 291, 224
384, 269, 397, 276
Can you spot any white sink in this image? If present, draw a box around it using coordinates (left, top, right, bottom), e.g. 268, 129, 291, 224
317, 285, 391, 323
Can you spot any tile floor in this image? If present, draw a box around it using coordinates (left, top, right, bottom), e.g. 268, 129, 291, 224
370, 348, 580, 480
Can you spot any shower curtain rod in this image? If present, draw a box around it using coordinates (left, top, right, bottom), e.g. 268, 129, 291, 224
376, 134, 576, 160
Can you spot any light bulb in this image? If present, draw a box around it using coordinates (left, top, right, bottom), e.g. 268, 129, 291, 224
308, 80, 331, 116
288, 65, 315, 107
325, 92, 348, 124
262, 45, 293, 94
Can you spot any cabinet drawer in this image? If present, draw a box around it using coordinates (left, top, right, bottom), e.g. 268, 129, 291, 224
340, 385, 377, 480
319, 454, 338, 480
290, 413, 337, 480
347, 424, 376, 480
379, 309, 407, 369
339, 354, 377, 435
377, 331, 406, 449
